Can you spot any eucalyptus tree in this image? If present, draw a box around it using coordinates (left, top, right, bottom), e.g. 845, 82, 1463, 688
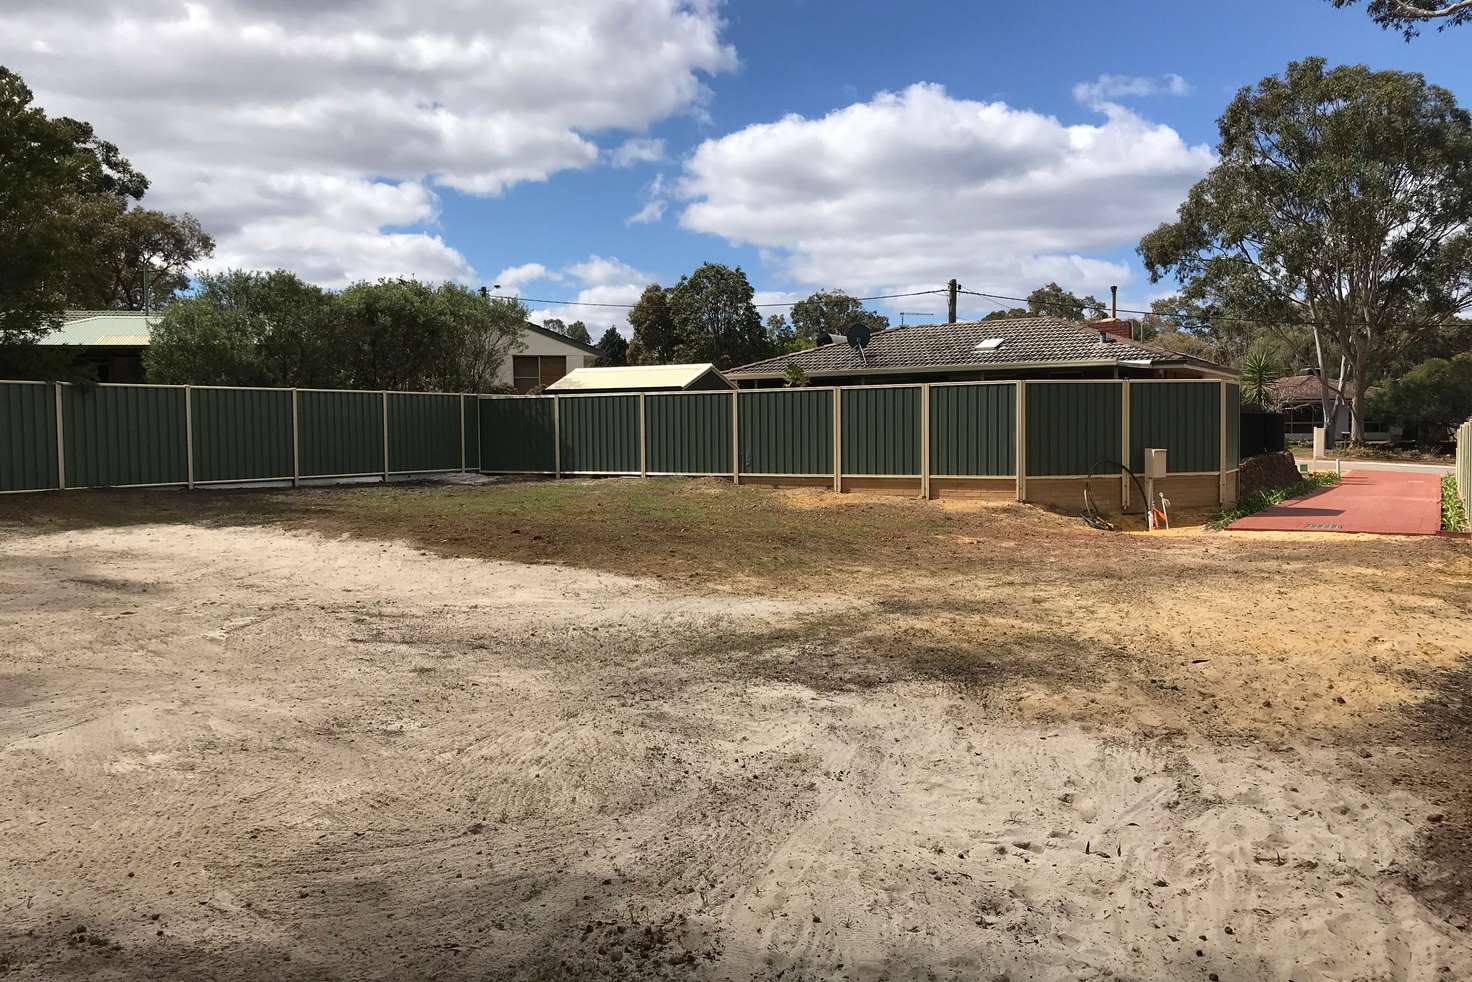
1140, 58, 1472, 443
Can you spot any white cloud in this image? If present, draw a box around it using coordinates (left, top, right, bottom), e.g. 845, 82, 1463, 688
1, 0, 736, 285
610, 137, 666, 168
1073, 73, 1191, 108
492, 262, 557, 291
521, 255, 654, 333
626, 200, 668, 225
677, 82, 1214, 308
626, 172, 670, 225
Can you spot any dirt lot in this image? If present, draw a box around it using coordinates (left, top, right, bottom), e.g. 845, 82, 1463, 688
1, 477, 1470, 981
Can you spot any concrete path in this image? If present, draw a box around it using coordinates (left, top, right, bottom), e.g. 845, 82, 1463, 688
1230, 469, 1443, 536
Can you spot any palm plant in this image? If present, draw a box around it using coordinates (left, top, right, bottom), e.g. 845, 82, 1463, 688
1239, 350, 1283, 409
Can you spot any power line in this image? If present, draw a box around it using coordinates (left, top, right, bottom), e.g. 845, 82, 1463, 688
955, 287, 1466, 331
486, 288, 948, 311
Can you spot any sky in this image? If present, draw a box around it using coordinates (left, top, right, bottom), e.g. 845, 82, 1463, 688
3, 0, 1470, 333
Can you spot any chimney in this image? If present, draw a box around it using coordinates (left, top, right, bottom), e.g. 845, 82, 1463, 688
1094, 318, 1133, 341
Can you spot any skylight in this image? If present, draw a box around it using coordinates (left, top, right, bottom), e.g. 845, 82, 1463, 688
975, 338, 1004, 351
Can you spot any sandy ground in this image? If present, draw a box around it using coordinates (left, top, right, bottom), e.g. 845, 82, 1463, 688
1, 493, 1471, 980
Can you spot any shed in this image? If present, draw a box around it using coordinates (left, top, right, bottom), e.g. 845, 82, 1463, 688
546, 363, 734, 394
38, 311, 157, 382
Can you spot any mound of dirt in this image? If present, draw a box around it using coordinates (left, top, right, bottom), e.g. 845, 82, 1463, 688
1238, 451, 1303, 498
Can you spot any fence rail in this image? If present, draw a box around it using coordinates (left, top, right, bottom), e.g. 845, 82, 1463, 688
1, 377, 1243, 511
0, 381, 477, 494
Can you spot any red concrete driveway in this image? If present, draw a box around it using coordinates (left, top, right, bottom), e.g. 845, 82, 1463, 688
1229, 470, 1443, 536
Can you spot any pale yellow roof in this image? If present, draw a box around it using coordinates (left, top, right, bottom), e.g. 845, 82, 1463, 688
546, 363, 732, 392
44, 311, 156, 346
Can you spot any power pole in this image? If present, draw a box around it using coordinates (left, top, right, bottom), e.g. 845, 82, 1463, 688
947, 279, 958, 324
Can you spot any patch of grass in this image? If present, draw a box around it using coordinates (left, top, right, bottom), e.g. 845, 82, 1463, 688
1208, 472, 1341, 531
1443, 475, 1469, 533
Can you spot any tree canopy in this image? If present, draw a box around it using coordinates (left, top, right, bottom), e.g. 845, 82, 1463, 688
1139, 58, 1472, 442
788, 290, 889, 345
626, 283, 679, 365
1, 66, 212, 353
2, 67, 144, 343
594, 327, 629, 367
627, 265, 774, 369
1370, 352, 1472, 442
667, 263, 771, 368
147, 271, 525, 390
1327, 0, 1472, 38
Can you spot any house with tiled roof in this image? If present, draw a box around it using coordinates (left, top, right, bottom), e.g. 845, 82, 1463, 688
1266, 370, 1394, 442
727, 316, 1235, 387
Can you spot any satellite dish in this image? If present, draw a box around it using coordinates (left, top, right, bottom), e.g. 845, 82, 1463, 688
846, 321, 871, 366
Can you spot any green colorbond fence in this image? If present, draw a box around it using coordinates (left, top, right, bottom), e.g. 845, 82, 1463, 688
64, 385, 188, 488
480, 398, 556, 473
1129, 381, 1220, 474
560, 395, 640, 473
930, 383, 1016, 477
2, 379, 1241, 502
0, 383, 59, 492
647, 393, 732, 475
739, 388, 833, 475
299, 389, 384, 478
842, 387, 920, 476
462, 396, 480, 472
1025, 383, 1122, 477
388, 393, 463, 473
1224, 382, 1236, 471
191, 387, 294, 483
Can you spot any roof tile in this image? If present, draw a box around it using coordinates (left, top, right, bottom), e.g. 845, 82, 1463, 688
728, 316, 1225, 378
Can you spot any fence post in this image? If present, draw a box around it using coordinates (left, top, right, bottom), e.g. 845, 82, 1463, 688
1015, 381, 1027, 502
1120, 380, 1130, 511
1218, 380, 1229, 506
832, 387, 842, 493
459, 394, 467, 473
381, 391, 390, 483
184, 385, 195, 490
638, 392, 647, 478
731, 389, 740, 485
291, 389, 301, 488
553, 395, 562, 479
54, 383, 66, 491
920, 383, 931, 500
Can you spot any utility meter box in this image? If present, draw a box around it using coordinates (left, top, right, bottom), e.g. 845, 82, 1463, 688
1142, 448, 1168, 479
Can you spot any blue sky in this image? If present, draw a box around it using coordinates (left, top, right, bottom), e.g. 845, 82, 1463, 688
4, 0, 1470, 330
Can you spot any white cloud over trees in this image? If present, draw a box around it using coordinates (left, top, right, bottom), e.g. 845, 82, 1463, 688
2, 0, 735, 285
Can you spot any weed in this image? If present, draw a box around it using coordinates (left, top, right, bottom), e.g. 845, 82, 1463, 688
1443, 475, 1468, 532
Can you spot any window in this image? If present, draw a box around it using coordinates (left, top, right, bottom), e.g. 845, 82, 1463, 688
975, 338, 1004, 351
513, 355, 568, 393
